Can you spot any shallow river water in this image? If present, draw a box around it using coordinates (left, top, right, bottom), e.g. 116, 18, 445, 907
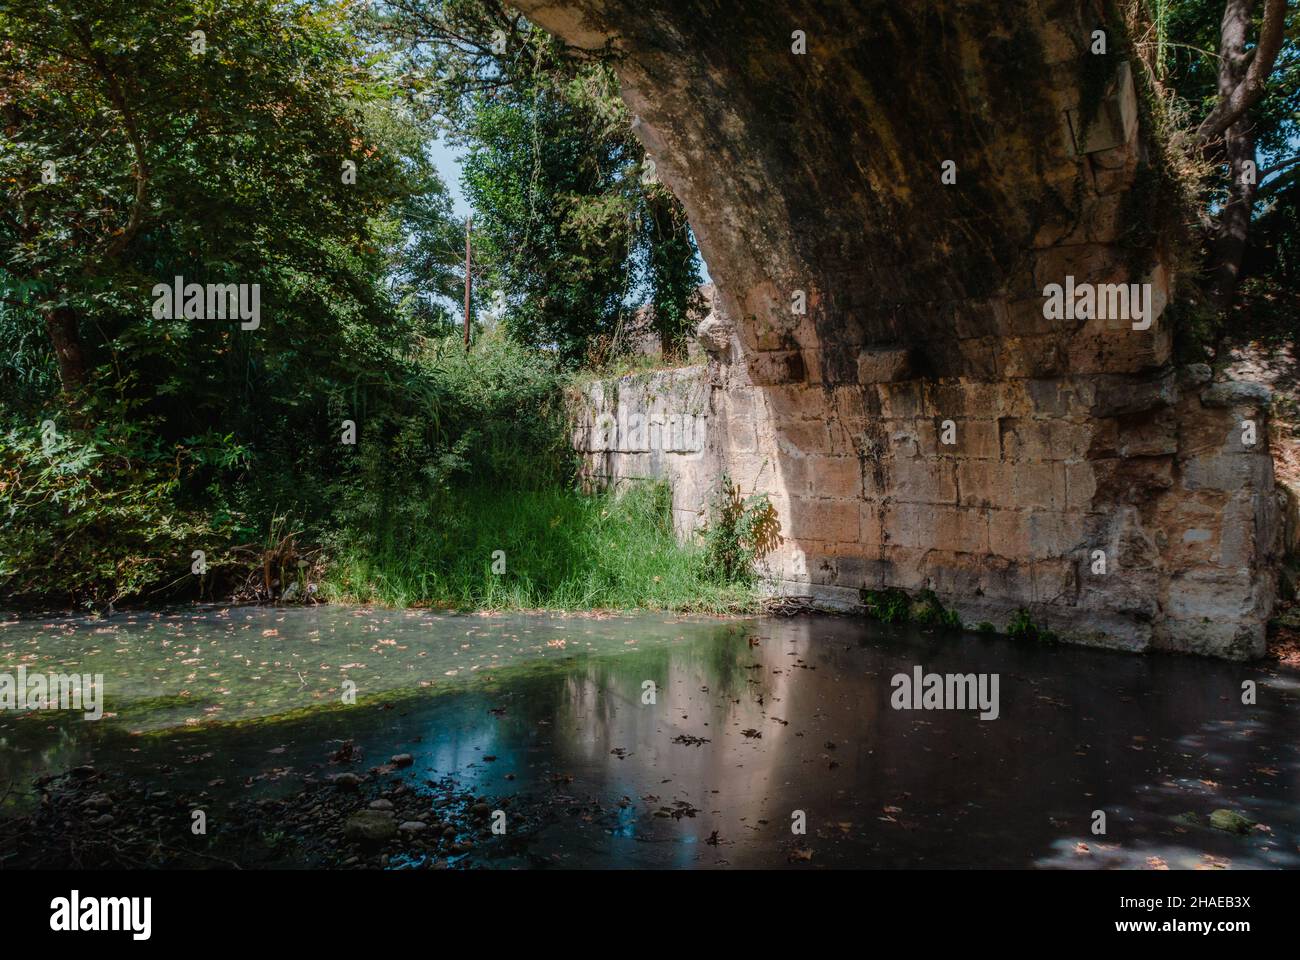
1, 605, 1296, 868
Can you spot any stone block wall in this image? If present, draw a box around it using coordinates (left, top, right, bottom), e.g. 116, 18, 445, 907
569, 368, 720, 537
572, 351, 1280, 659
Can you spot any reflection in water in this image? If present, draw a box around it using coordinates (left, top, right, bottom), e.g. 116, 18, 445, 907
1, 607, 1295, 868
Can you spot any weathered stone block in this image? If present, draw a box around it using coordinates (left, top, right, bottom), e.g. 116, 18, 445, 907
1065, 461, 1097, 511
788, 497, 860, 542
889, 458, 958, 505
877, 381, 927, 419
918, 417, 1000, 459
1201, 380, 1272, 409
1032, 558, 1078, 605
885, 503, 988, 554
857, 347, 913, 383
781, 455, 862, 499
998, 417, 1090, 461
1015, 461, 1068, 510
1065, 61, 1138, 155
957, 460, 1010, 508
997, 334, 1067, 379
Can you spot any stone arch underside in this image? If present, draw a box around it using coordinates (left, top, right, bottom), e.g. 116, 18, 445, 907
529, 0, 1283, 658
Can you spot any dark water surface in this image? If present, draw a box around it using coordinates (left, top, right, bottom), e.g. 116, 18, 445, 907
1, 606, 1296, 868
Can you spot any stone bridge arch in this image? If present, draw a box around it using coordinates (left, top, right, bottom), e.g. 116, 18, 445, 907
538, 0, 1282, 658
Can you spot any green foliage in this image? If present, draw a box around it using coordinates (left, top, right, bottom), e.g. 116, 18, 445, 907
1156, 0, 1298, 163
459, 66, 630, 362
0, 0, 464, 444
1005, 607, 1059, 644
911, 589, 962, 628
1151, 0, 1300, 299
327, 331, 574, 535
0, 402, 239, 607
860, 587, 962, 629
0, 0, 726, 615
1, 0, 423, 375
860, 588, 911, 625
0, 0, 476, 606
701, 476, 780, 586
367, 0, 705, 364
324, 481, 754, 613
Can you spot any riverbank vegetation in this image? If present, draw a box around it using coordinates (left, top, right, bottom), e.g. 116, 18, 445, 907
0, 0, 734, 613
2, 0, 1297, 616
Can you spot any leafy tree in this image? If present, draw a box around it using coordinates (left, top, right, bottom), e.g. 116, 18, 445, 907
0, 0, 457, 414
365, 0, 705, 364
459, 62, 638, 361
0, 0, 469, 605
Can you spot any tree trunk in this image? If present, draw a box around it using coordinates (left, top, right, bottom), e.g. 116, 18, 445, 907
44, 306, 87, 394
1206, 118, 1258, 316
1204, 0, 1258, 319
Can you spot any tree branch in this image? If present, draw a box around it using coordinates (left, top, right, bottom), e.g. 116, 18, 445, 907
1260, 154, 1300, 177
68, 19, 150, 262
1194, 0, 1290, 146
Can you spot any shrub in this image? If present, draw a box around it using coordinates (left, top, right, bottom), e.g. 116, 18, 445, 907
1006, 607, 1059, 644
0, 406, 241, 608
860, 586, 963, 628
701, 475, 781, 585
861, 587, 911, 624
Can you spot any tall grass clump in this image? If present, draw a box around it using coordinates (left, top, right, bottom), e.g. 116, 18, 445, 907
321, 332, 762, 612
324, 482, 756, 612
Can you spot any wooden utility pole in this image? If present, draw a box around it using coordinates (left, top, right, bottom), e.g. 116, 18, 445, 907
464, 215, 472, 351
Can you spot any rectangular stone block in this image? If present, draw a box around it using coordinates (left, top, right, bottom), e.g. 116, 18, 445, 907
988, 508, 1033, 558
1004, 297, 1061, 337
1114, 410, 1178, 458
957, 460, 1013, 508
1032, 558, 1078, 605
876, 381, 927, 419
1165, 571, 1260, 621
957, 336, 1000, 379
1015, 461, 1068, 510
884, 503, 988, 554
998, 417, 1091, 461
889, 457, 957, 505
748, 349, 807, 385
928, 381, 999, 419
1067, 319, 1172, 374
778, 419, 830, 455
917, 417, 1000, 459
781, 455, 862, 499
997, 334, 1067, 379
860, 502, 884, 547
1065, 461, 1097, 510
857, 347, 912, 383
872, 545, 931, 592
989, 508, 1085, 558
1030, 510, 1087, 555
1181, 450, 1264, 493
787, 496, 860, 542
952, 299, 1007, 340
